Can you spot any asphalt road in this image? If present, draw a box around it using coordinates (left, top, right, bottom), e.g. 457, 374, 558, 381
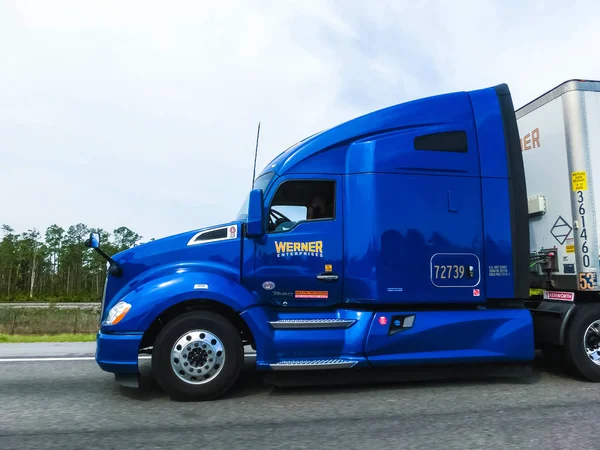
0, 344, 598, 449
0, 342, 96, 358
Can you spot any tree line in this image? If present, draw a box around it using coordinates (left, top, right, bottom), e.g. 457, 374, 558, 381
0, 223, 150, 302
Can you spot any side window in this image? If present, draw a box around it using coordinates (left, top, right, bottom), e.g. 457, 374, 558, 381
268, 180, 335, 233
414, 130, 468, 153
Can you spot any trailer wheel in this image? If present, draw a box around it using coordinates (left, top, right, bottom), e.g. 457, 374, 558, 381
152, 310, 244, 401
564, 304, 600, 382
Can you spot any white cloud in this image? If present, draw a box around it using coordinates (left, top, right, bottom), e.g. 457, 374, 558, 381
1, 0, 599, 241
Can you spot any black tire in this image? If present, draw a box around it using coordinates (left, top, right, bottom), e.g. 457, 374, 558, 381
152, 310, 244, 401
564, 303, 600, 382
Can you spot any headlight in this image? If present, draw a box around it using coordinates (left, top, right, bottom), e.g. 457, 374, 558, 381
102, 301, 132, 326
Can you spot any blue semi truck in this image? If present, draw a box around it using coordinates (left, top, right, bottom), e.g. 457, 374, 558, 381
87, 80, 600, 400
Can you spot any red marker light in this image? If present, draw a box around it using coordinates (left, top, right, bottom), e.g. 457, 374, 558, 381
379, 316, 388, 325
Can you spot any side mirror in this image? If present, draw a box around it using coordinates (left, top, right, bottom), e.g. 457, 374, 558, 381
246, 189, 265, 238
85, 232, 100, 249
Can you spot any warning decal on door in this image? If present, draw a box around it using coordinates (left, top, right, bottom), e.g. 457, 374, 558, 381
295, 290, 329, 299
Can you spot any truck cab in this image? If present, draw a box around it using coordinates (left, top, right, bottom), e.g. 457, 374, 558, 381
91, 82, 547, 401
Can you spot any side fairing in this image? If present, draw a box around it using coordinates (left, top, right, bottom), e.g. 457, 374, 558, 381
342, 92, 486, 304
470, 84, 529, 301
338, 85, 524, 306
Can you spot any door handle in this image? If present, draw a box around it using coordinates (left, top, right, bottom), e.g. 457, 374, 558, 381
317, 273, 339, 281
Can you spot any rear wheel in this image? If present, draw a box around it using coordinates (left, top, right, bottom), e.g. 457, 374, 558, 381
152, 310, 244, 400
564, 304, 600, 381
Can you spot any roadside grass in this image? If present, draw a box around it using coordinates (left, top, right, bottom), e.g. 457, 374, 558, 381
0, 296, 100, 303
0, 333, 97, 343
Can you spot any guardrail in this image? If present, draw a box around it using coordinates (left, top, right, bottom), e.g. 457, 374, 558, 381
0, 303, 100, 309
0, 304, 100, 335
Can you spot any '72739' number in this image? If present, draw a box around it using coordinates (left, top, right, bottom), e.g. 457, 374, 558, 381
434, 265, 465, 279
430, 253, 479, 288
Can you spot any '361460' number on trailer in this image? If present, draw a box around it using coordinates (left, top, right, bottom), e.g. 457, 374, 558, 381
576, 189, 591, 268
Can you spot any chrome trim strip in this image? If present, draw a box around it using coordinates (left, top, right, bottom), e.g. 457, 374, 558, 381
269, 359, 357, 371
268, 319, 356, 329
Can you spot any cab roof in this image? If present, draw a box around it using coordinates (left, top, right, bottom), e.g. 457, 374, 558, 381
255, 85, 491, 179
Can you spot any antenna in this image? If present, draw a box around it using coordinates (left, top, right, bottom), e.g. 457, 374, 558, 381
251, 121, 261, 189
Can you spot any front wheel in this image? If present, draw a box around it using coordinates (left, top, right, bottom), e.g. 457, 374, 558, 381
152, 310, 244, 401
564, 304, 600, 381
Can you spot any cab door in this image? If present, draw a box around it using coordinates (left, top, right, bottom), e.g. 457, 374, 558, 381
252, 175, 344, 308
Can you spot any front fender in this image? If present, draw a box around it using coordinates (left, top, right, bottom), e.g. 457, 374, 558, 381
102, 269, 260, 332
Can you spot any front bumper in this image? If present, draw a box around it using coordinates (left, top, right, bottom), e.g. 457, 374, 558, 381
95, 330, 143, 375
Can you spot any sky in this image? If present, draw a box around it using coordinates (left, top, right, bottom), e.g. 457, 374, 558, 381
1, 0, 600, 242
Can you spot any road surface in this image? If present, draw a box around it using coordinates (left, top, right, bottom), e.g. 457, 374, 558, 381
0, 343, 598, 449
0, 342, 96, 359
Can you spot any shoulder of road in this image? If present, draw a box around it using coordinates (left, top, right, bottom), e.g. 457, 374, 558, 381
0, 342, 97, 359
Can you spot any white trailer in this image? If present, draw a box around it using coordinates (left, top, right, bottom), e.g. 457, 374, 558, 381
518, 79, 600, 292
517, 79, 600, 379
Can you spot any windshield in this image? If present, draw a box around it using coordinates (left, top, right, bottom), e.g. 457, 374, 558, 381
235, 172, 275, 221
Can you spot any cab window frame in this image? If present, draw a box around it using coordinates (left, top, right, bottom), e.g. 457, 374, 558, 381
266, 177, 337, 234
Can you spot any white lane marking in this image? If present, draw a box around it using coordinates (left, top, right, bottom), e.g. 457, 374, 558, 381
0, 354, 255, 363
0, 357, 96, 362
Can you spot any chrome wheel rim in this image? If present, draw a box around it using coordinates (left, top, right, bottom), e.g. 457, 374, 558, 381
170, 330, 225, 384
584, 319, 600, 366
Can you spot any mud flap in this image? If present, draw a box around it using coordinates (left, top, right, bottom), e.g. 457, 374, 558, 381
529, 300, 576, 347
115, 373, 140, 388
